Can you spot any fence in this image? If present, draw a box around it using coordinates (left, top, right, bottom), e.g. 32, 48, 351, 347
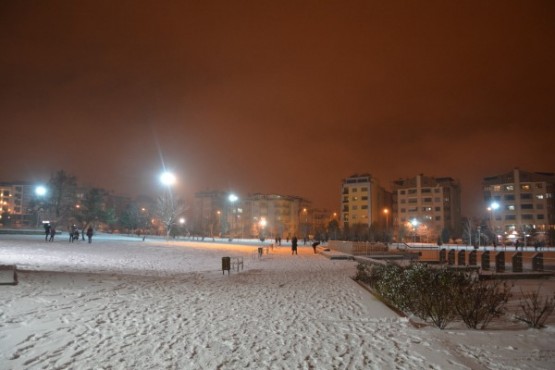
328, 241, 388, 256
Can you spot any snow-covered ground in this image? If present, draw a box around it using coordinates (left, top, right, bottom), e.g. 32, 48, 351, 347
1, 234, 554, 369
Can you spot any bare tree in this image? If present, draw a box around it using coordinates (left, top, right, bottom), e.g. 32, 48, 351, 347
155, 192, 187, 239
47, 170, 78, 224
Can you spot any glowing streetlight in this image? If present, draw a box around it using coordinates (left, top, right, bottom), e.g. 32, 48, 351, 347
411, 218, 419, 243
228, 193, 238, 236
35, 185, 47, 197
34, 185, 47, 228
488, 201, 500, 247
159, 171, 176, 186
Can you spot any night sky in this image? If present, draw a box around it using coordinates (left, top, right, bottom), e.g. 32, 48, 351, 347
1, 1, 554, 217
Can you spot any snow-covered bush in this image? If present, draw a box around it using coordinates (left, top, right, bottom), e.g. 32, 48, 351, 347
355, 263, 515, 330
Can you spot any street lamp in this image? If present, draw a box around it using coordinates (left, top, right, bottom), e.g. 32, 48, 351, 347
488, 201, 500, 246
259, 217, 267, 241
411, 218, 419, 243
34, 185, 47, 228
159, 171, 177, 239
228, 193, 238, 237
302, 208, 308, 240
160, 171, 176, 186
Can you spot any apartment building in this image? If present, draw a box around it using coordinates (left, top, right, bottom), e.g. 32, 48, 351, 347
392, 174, 461, 242
192, 191, 310, 239
0, 181, 36, 225
482, 168, 555, 242
340, 173, 390, 230
191, 190, 228, 237
242, 193, 310, 239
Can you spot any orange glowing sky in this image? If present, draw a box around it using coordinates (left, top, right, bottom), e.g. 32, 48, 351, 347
1, 0, 554, 216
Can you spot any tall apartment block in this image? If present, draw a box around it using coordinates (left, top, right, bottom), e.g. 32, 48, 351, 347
340, 173, 390, 229
392, 174, 461, 241
482, 168, 555, 241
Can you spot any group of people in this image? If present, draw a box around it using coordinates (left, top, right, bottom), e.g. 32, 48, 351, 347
43, 223, 56, 242
290, 235, 321, 255
43, 223, 94, 243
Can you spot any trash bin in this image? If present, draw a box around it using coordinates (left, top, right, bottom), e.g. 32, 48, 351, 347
222, 257, 231, 275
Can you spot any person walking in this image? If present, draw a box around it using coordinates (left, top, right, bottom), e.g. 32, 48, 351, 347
86, 226, 93, 244
49, 226, 56, 242
312, 241, 320, 254
291, 235, 298, 255
44, 223, 51, 242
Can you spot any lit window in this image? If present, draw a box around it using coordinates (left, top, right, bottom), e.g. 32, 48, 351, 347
505, 185, 514, 191
536, 194, 544, 200
521, 184, 531, 191
493, 185, 501, 192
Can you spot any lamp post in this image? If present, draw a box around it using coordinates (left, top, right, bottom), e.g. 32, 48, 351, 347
302, 208, 308, 240
411, 218, 419, 243
488, 201, 500, 247
159, 171, 177, 238
228, 193, 238, 237
259, 217, 267, 241
383, 208, 389, 242
35, 185, 47, 228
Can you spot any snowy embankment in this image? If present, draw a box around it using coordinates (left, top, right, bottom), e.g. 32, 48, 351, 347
1, 234, 554, 369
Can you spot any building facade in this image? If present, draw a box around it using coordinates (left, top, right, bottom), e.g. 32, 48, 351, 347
191, 190, 228, 237
242, 193, 310, 239
392, 174, 461, 242
482, 168, 555, 244
192, 191, 311, 239
340, 173, 390, 231
0, 182, 36, 226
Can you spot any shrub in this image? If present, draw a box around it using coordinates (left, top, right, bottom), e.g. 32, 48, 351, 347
515, 286, 555, 329
454, 279, 512, 329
